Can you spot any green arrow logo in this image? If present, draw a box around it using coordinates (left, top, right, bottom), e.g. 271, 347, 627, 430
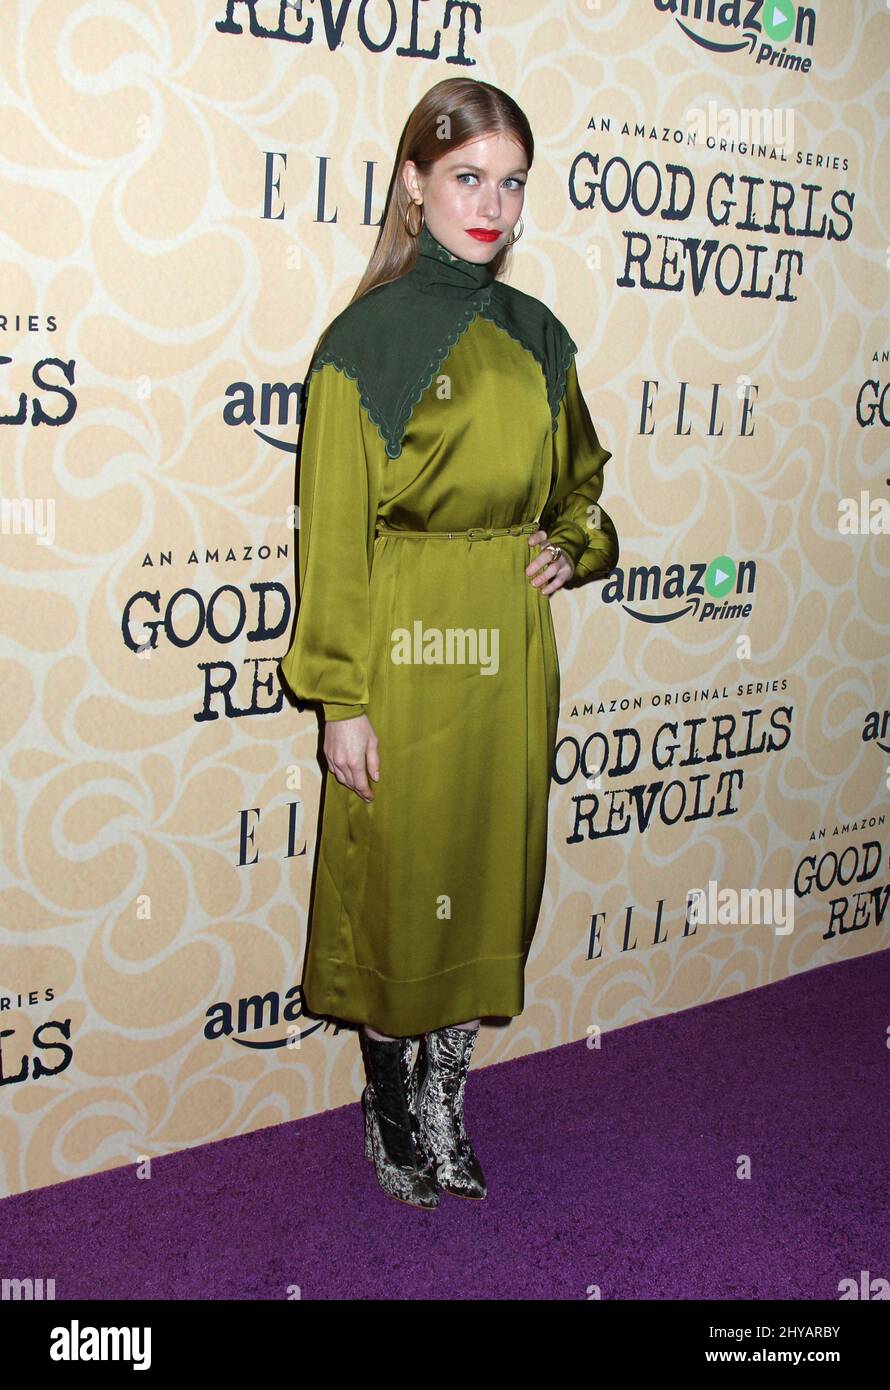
706, 556, 737, 599
763, 0, 795, 43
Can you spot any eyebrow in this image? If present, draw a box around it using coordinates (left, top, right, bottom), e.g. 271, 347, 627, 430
451, 162, 528, 176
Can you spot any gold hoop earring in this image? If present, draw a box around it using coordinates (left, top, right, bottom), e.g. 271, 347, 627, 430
404, 199, 424, 237
507, 216, 524, 246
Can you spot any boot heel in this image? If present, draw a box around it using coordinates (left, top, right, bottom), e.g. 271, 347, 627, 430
362, 1086, 374, 1160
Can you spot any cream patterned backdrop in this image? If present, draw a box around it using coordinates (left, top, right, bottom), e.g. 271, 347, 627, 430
2, 0, 888, 1197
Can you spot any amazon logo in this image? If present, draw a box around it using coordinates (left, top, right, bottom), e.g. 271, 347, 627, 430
223, 377, 306, 453
656, 0, 816, 67
601, 555, 756, 625
204, 987, 351, 1048
862, 711, 890, 759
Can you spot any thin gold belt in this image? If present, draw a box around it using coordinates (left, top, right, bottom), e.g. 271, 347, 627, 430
375, 520, 540, 542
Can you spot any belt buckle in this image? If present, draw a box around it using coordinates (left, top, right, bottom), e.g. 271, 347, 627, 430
466, 526, 490, 541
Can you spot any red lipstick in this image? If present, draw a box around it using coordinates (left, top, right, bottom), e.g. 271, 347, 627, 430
466, 228, 501, 242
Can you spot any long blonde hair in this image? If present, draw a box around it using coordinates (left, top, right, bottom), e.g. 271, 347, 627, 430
308, 77, 534, 366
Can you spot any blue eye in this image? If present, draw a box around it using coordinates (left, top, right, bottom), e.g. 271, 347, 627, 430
456, 173, 526, 189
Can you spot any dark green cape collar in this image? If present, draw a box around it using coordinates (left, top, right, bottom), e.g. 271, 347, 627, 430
309, 225, 576, 459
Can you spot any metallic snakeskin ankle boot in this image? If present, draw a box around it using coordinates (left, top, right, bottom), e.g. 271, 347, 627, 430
359, 1029, 439, 1210
411, 1024, 487, 1200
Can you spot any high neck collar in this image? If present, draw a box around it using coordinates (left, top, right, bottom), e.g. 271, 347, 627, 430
407, 221, 496, 298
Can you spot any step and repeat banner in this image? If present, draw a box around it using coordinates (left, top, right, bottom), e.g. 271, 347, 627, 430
2, 0, 887, 1197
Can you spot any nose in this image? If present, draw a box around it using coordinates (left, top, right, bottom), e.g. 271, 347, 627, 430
477, 185, 501, 220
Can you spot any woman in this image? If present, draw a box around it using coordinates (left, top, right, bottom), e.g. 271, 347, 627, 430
281, 77, 619, 1211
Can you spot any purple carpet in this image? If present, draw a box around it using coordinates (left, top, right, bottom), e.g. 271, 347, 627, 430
3, 952, 887, 1300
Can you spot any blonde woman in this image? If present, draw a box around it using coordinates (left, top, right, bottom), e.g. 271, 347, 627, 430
282, 77, 619, 1209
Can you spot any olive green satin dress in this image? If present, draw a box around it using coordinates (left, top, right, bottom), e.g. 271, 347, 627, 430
282, 226, 619, 1036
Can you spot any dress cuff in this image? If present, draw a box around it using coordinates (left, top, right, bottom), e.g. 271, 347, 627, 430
322, 702, 367, 721
541, 522, 587, 574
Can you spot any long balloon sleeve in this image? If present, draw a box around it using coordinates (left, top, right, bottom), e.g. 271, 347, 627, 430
540, 356, 619, 588
281, 361, 382, 721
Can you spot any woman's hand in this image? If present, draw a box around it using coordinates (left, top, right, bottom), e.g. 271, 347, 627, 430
323, 713, 379, 802
526, 530, 575, 596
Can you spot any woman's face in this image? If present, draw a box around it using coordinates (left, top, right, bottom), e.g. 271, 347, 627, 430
402, 132, 528, 263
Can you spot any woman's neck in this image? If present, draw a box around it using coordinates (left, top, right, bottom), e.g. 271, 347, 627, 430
406, 222, 496, 298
